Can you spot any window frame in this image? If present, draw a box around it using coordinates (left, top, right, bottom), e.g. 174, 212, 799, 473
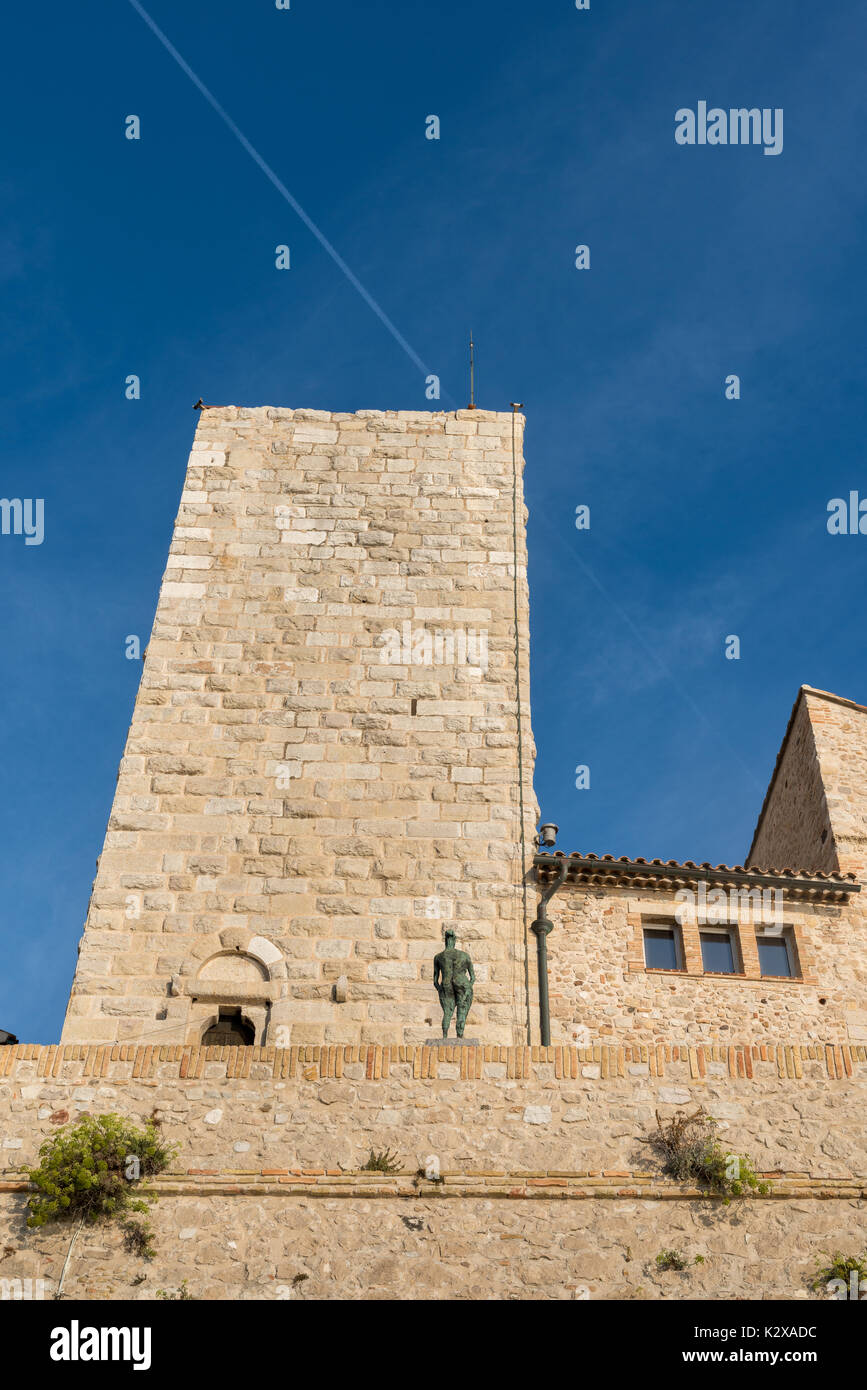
642, 924, 685, 972
755, 928, 798, 979
631, 910, 811, 985
698, 925, 742, 976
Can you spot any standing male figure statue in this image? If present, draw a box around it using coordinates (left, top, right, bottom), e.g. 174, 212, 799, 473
433, 929, 475, 1038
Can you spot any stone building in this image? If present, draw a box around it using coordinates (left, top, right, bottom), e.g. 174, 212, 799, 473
59, 407, 867, 1056
1, 408, 865, 1301
535, 685, 867, 1049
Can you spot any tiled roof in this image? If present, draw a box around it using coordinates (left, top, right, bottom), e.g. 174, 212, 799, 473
534, 851, 859, 896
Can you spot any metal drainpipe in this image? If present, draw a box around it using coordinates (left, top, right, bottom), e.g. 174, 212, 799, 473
531, 862, 568, 1046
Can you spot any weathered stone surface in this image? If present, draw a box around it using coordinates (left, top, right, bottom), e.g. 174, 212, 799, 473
1, 1045, 864, 1178
61, 409, 536, 1048
19, 407, 866, 1301
5, 1188, 861, 1302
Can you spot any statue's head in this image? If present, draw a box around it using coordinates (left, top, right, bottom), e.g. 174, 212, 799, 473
444, 929, 457, 948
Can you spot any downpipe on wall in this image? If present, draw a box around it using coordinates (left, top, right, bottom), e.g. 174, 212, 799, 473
531, 860, 567, 1046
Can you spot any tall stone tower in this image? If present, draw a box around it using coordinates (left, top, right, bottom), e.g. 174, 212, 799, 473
62, 407, 537, 1047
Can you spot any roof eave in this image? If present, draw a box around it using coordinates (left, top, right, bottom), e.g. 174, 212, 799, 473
534, 853, 860, 899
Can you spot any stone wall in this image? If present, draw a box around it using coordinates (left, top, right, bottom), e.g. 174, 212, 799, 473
743, 687, 867, 1045
749, 689, 840, 874
62, 409, 538, 1048
4, 1192, 864, 1302
800, 689, 867, 878
1, 1046, 864, 1301
750, 687, 867, 882
545, 884, 865, 1045
41, 408, 867, 1301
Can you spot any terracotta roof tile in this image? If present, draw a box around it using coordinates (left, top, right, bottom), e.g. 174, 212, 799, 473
535, 851, 858, 890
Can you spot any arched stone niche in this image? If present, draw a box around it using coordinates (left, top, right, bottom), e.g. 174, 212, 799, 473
198, 952, 268, 986
170, 929, 288, 1045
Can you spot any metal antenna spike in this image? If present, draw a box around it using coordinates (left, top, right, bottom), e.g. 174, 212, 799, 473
468, 331, 476, 410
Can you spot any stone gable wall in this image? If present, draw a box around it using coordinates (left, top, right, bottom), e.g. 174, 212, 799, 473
750, 690, 867, 883
749, 693, 836, 874
801, 692, 867, 879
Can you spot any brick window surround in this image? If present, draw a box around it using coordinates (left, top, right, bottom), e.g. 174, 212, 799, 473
628, 914, 816, 985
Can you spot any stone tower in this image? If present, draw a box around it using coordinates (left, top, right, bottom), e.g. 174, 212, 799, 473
62, 407, 537, 1048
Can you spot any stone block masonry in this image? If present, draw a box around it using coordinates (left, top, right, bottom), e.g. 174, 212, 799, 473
61, 409, 538, 1048
2, 1190, 863, 1301
1, 1046, 864, 1300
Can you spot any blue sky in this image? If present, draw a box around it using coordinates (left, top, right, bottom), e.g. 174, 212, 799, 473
2, 0, 866, 1041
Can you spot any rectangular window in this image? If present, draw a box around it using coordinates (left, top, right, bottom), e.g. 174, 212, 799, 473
700, 930, 737, 974
643, 927, 682, 971
757, 933, 794, 978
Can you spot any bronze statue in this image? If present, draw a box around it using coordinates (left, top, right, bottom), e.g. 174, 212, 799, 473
433, 930, 475, 1037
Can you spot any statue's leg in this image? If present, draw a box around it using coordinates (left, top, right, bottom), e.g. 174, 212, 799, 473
454, 982, 469, 1037
441, 989, 456, 1037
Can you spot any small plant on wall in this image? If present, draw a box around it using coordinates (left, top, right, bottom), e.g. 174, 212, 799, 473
121, 1218, 157, 1261
655, 1249, 689, 1271
27, 1114, 176, 1230
810, 1251, 867, 1296
642, 1108, 770, 1203
26, 1113, 177, 1296
361, 1147, 401, 1173
654, 1249, 705, 1272
156, 1280, 195, 1301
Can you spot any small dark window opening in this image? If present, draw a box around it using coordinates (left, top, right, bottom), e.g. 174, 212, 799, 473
410, 698, 418, 715
700, 930, 737, 974
643, 927, 681, 971
202, 1008, 255, 1046
756, 934, 793, 978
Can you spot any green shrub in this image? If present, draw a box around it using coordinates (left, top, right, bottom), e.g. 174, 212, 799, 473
121, 1217, 156, 1261
361, 1147, 401, 1173
655, 1248, 688, 1271
810, 1251, 867, 1292
156, 1280, 194, 1301
643, 1108, 771, 1203
26, 1114, 176, 1229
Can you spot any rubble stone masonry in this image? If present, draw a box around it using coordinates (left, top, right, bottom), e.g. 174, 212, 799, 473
0, 1045, 864, 1300
751, 688, 867, 880
547, 885, 867, 1045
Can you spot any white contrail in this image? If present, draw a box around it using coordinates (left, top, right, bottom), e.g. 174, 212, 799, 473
126, 0, 435, 379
